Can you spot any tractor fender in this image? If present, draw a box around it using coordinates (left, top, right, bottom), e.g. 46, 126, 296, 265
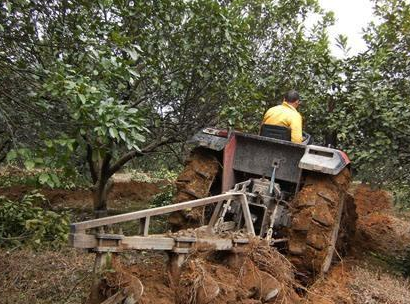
187, 128, 229, 151
298, 145, 350, 175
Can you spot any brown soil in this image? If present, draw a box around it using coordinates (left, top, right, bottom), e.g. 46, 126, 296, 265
97, 241, 301, 304
355, 212, 410, 256
353, 183, 393, 217
0, 180, 163, 211
353, 184, 410, 257
305, 261, 354, 304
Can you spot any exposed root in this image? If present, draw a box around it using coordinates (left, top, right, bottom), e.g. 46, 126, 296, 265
87, 257, 143, 304
174, 239, 301, 304
176, 259, 220, 304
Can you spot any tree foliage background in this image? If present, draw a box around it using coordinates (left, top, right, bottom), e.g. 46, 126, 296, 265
1, 0, 409, 209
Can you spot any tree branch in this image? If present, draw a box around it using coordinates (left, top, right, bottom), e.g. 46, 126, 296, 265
86, 143, 98, 184
107, 137, 176, 178
0, 138, 11, 163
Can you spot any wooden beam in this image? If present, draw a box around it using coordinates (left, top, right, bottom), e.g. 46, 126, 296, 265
122, 236, 175, 250
69, 232, 98, 248
70, 233, 251, 251
138, 217, 150, 236
71, 193, 242, 232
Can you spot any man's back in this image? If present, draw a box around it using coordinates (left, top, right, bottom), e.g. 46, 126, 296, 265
262, 101, 303, 143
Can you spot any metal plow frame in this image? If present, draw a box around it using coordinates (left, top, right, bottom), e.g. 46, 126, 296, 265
69, 192, 256, 255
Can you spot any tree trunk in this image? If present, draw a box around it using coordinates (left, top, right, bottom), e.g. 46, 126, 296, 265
86, 138, 172, 218
93, 178, 113, 218
324, 131, 338, 148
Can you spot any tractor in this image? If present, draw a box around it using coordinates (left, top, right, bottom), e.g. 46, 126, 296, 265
169, 127, 356, 275
69, 127, 357, 303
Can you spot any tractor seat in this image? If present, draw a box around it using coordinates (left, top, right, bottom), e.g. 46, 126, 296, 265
260, 124, 291, 141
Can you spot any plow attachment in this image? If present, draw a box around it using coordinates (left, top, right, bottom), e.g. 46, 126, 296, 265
70, 187, 264, 304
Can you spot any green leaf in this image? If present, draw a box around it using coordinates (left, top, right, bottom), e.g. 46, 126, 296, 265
109, 128, 119, 139
78, 94, 86, 104
45, 140, 53, 148
128, 108, 138, 114
50, 173, 61, 188
119, 131, 127, 141
134, 133, 145, 143
39, 173, 50, 185
125, 48, 139, 60
24, 160, 35, 170
6, 150, 17, 162
127, 68, 140, 78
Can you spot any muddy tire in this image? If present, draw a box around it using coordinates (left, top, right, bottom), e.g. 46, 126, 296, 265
288, 168, 356, 276
168, 148, 220, 231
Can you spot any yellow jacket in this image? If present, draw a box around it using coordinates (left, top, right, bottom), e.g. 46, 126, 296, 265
262, 102, 303, 143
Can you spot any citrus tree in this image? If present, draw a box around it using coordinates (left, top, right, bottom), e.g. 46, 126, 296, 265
1, 0, 252, 215
327, 0, 410, 185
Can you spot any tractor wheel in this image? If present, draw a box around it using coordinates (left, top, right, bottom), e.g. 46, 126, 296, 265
168, 148, 220, 231
288, 168, 356, 277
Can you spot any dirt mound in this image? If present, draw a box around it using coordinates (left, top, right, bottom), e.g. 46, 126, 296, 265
91, 241, 301, 304
88, 252, 175, 304
305, 261, 354, 304
352, 184, 410, 257
356, 213, 410, 256
88, 258, 144, 304
0, 180, 163, 210
109, 181, 164, 205
353, 184, 393, 217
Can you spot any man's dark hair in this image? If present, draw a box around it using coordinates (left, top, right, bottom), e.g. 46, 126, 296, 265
284, 90, 300, 103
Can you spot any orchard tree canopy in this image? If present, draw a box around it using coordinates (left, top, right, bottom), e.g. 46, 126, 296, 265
326, 0, 410, 185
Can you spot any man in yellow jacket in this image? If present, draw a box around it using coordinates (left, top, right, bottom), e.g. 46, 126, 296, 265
262, 90, 303, 143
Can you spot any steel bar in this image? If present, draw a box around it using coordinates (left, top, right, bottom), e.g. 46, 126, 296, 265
71, 193, 244, 233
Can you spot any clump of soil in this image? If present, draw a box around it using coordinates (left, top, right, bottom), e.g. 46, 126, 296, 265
353, 184, 393, 217
356, 213, 410, 256
305, 261, 354, 304
353, 184, 410, 257
88, 257, 144, 304
97, 252, 176, 304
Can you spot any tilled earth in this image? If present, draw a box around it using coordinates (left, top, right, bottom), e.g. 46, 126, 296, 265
1, 184, 409, 304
